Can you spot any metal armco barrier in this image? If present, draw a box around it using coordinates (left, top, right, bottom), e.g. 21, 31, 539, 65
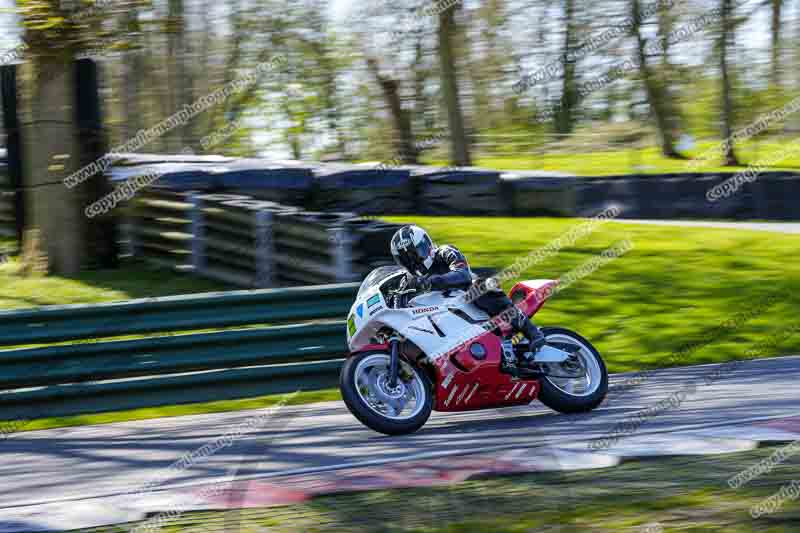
273, 211, 359, 286
127, 187, 195, 271
195, 195, 298, 288
0, 283, 358, 420
125, 188, 400, 288
0, 282, 358, 347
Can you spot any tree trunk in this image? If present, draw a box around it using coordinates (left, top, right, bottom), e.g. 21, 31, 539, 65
197, 0, 214, 145
770, 0, 784, 88
316, 43, 346, 158
144, 29, 169, 154
555, 0, 578, 134
366, 58, 418, 164
167, 0, 190, 150
413, 40, 432, 134
220, 0, 244, 126
657, 1, 683, 136
720, 0, 740, 166
465, 10, 490, 132
631, 0, 682, 158
289, 136, 302, 160
22, 56, 84, 274
122, 10, 143, 140
795, 0, 800, 90
438, 5, 471, 167
796, 0, 800, 90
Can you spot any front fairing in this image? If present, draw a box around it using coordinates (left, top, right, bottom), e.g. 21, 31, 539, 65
347, 286, 388, 348
347, 267, 405, 348
347, 278, 491, 362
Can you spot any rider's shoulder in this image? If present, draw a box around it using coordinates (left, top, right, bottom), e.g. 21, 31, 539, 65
437, 244, 463, 256
437, 244, 468, 264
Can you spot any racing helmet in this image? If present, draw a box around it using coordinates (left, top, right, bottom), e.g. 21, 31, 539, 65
390, 225, 436, 276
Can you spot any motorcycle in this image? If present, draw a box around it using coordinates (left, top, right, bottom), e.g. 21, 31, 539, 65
340, 266, 609, 435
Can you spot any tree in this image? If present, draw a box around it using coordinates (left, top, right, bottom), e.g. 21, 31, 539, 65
438, 3, 471, 166
631, 0, 682, 158
17, 0, 117, 274
412, 37, 435, 135
554, 0, 579, 134
467, 0, 508, 132
121, 9, 143, 141
719, 0, 740, 166
166, 0, 192, 150
366, 57, 419, 164
227, 0, 351, 159
770, 0, 784, 88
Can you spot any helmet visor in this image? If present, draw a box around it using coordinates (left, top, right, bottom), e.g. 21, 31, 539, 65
414, 235, 433, 264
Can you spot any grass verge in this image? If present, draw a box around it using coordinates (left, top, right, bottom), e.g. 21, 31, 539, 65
446, 139, 800, 176
18, 389, 341, 433
0, 251, 231, 310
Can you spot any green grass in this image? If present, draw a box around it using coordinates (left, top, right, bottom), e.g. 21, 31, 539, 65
19, 388, 341, 433
3, 219, 800, 432
0, 250, 231, 310
84, 446, 800, 532
430, 139, 800, 176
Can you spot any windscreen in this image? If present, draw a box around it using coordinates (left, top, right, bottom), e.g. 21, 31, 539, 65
357, 265, 405, 298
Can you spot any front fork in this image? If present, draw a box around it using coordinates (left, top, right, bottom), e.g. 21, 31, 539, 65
387, 336, 401, 388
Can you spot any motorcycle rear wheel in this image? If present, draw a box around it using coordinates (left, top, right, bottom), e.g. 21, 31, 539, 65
537, 327, 608, 413
340, 351, 434, 435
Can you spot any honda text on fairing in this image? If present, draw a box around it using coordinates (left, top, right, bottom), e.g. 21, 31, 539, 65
339, 265, 608, 435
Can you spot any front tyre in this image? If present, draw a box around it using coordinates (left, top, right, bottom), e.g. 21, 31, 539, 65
340, 351, 433, 435
537, 327, 608, 414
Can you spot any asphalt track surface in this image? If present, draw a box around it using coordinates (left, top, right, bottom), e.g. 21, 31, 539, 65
0, 355, 798, 531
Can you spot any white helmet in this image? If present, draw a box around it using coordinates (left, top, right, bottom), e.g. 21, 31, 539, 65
390, 225, 436, 276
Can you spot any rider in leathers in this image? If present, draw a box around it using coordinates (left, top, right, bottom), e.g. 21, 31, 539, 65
390, 225, 546, 360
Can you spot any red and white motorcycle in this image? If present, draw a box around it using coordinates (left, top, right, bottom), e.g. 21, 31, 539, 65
340, 266, 608, 435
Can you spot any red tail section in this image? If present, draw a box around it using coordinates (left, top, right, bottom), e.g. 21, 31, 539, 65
509, 280, 559, 318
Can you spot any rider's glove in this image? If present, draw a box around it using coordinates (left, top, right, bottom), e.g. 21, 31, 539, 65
408, 275, 431, 292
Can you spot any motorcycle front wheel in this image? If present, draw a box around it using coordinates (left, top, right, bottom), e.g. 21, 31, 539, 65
340, 351, 433, 435
536, 327, 608, 414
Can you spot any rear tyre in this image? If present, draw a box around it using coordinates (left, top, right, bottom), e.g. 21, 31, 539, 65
537, 327, 608, 414
340, 351, 434, 435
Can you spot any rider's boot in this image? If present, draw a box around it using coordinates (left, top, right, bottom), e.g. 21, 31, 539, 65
513, 311, 546, 365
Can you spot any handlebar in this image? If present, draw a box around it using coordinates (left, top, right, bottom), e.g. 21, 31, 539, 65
387, 287, 418, 309
390, 288, 418, 296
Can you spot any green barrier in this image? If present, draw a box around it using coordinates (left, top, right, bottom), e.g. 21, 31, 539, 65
0, 322, 346, 389
0, 360, 343, 421
0, 283, 360, 420
0, 282, 359, 347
